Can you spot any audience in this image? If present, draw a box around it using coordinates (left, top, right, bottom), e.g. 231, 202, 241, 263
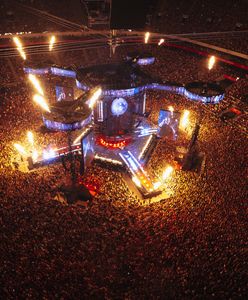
0, 35, 247, 299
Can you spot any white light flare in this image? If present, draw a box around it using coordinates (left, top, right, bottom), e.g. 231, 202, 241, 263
168, 105, 174, 117
14, 143, 27, 156
138, 135, 153, 160
208, 55, 216, 70
28, 74, 44, 96
33, 94, 51, 113
158, 38, 164, 46
32, 149, 39, 162
132, 176, 141, 188
162, 166, 174, 181
27, 131, 34, 146
144, 32, 150, 44
43, 148, 56, 160
49, 35, 56, 51
180, 110, 190, 130
13, 36, 26, 60
88, 88, 102, 109
153, 181, 162, 190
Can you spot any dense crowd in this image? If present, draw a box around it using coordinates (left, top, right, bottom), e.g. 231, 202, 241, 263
0, 32, 247, 299
153, 0, 247, 33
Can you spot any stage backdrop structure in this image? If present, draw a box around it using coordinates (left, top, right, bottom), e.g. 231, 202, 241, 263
24, 53, 225, 198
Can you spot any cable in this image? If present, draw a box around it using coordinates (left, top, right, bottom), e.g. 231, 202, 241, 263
10, 0, 89, 31
2, 36, 245, 56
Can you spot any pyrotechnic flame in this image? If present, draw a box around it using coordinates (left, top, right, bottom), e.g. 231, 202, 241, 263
208, 55, 216, 70
49, 35, 56, 51
180, 110, 190, 130
145, 32, 150, 44
158, 38, 164, 46
32, 149, 39, 162
88, 88, 102, 109
13, 36, 26, 60
168, 106, 174, 116
153, 181, 162, 189
33, 94, 51, 113
28, 74, 44, 96
162, 166, 173, 181
14, 143, 27, 156
27, 131, 34, 146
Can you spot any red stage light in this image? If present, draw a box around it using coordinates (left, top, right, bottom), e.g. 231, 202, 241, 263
229, 107, 242, 115
97, 136, 131, 149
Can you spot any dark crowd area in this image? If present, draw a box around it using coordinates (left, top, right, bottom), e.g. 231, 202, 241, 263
1, 0, 247, 34
153, 0, 247, 33
0, 2, 248, 299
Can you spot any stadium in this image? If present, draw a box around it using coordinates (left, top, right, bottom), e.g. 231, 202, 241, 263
0, 0, 247, 298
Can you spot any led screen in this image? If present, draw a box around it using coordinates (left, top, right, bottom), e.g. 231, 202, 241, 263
81, 131, 94, 171
158, 109, 180, 139
55, 86, 74, 101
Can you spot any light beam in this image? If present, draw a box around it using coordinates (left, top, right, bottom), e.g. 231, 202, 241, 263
145, 32, 150, 44
208, 55, 216, 70
158, 38, 164, 46
180, 110, 190, 130
49, 35, 56, 51
14, 143, 27, 156
33, 94, 51, 113
13, 36, 26, 60
88, 88, 102, 109
28, 74, 44, 96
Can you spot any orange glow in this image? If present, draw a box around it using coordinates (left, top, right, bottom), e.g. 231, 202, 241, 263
145, 32, 150, 44
208, 55, 216, 70
179, 110, 190, 130
168, 106, 174, 116
13, 36, 26, 60
49, 35, 56, 51
158, 38, 164, 46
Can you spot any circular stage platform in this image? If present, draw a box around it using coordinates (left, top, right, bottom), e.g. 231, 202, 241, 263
76, 62, 152, 90
43, 98, 92, 131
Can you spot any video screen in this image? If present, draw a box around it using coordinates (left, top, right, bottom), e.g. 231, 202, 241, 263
81, 131, 95, 171
55, 86, 74, 101
158, 109, 180, 139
